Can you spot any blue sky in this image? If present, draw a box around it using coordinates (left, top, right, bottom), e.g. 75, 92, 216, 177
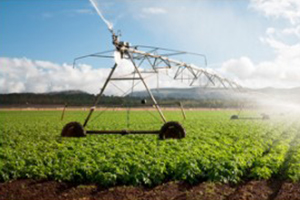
0, 0, 273, 64
1, 0, 300, 93
0, 0, 109, 63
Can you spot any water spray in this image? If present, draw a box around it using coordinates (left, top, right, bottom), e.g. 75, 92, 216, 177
89, 0, 113, 32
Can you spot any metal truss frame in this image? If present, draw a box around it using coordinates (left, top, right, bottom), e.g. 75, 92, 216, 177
72, 33, 243, 127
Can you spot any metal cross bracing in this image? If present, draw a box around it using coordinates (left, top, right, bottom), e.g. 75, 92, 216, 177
73, 45, 242, 91
61, 31, 243, 139
75, 32, 244, 126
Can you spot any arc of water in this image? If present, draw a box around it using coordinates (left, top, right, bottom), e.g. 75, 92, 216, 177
89, 0, 113, 32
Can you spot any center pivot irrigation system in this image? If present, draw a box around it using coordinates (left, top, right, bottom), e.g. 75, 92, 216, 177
61, 7, 242, 139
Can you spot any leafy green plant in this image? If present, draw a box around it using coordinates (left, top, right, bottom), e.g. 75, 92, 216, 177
1, 110, 300, 186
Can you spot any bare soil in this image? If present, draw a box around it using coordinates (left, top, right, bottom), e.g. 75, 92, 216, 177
1, 179, 300, 200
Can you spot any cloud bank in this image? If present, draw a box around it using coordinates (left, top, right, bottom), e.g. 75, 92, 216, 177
0, 56, 187, 94
120, 0, 300, 88
218, 0, 300, 88
0, 57, 110, 94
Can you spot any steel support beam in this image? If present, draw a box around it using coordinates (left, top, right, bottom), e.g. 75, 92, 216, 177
83, 63, 118, 127
127, 50, 167, 123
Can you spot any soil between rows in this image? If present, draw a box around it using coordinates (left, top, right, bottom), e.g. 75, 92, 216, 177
1, 179, 300, 200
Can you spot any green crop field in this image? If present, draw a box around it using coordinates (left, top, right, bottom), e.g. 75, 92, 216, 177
1, 110, 300, 187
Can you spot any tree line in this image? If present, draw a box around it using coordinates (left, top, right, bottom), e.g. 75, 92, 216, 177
0, 92, 249, 108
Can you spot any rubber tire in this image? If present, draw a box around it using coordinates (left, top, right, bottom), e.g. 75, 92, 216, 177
159, 121, 186, 140
230, 115, 239, 120
61, 122, 86, 137
262, 114, 270, 120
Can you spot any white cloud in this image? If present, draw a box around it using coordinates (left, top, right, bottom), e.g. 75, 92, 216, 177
251, 0, 300, 25
42, 13, 53, 19
74, 9, 94, 15
3, 1, 300, 93
219, 56, 300, 88
220, 57, 255, 80
41, 8, 95, 20
129, 0, 300, 89
215, 0, 300, 89
0, 57, 110, 94
126, 0, 271, 67
142, 7, 167, 15
282, 25, 300, 37
134, 7, 168, 19
62, 0, 300, 90
0, 57, 189, 95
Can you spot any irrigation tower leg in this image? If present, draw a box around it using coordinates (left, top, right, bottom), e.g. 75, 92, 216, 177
127, 52, 167, 123
61, 103, 68, 121
179, 102, 187, 120
83, 63, 118, 127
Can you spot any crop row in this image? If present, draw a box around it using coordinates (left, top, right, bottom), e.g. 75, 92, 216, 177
1, 110, 300, 186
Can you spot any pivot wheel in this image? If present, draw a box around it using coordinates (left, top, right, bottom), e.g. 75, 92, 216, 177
159, 121, 186, 140
61, 122, 86, 137
262, 114, 270, 120
230, 115, 239, 120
